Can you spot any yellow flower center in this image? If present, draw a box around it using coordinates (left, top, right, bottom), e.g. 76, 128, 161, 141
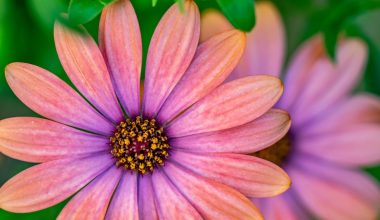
110, 116, 170, 174
251, 135, 291, 166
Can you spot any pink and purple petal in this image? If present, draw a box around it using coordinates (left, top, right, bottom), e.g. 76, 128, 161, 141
170, 109, 290, 153
142, 1, 200, 118
152, 170, 202, 219
100, 0, 142, 117
164, 162, 263, 219
170, 151, 290, 198
0, 153, 113, 213
105, 173, 139, 220
302, 94, 380, 136
157, 30, 246, 124
54, 22, 123, 123
0, 117, 108, 163
254, 190, 310, 220
5, 63, 113, 135
57, 167, 122, 220
167, 75, 283, 137
291, 39, 367, 126
297, 124, 380, 167
289, 157, 380, 220
138, 174, 159, 220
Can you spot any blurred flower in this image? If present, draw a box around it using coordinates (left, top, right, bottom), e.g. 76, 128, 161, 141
202, 2, 380, 220
0, 0, 291, 219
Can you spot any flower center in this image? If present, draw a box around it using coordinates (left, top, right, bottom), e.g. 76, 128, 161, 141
251, 134, 291, 166
109, 116, 170, 174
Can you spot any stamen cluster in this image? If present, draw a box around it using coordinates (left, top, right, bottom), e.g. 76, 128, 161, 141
110, 116, 170, 174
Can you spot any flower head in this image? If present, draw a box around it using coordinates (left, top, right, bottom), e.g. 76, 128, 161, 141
202, 2, 380, 219
0, 0, 291, 219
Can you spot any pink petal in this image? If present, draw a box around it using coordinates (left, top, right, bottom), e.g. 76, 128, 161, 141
291, 39, 367, 126
157, 30, 246, 124
200, 9, 233, 42
170, 109, 290, 153
278, 35, 325, 110
5, 63, 113, 135
280, 37, 367, 127
138, 175, 159, 220
164, 162, 263, 219
105, 173, 139, 220
297, 124, 380, 166
166, 75, 283, 138
57, 167, 122, 220
289, 157, 380, 220
151, 169, 202, 219
0, 154, 113, 213
142, 1, 200, 118
100, 0, 142, 117
303, 94, 380, 136
0, 117, 108, 163
170, 151, 290, 198
54, 22, 123, 123
230, 1, 285, 80
254, 191, 310, 220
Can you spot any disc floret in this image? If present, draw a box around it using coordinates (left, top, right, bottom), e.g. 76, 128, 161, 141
110, 116, 170, 174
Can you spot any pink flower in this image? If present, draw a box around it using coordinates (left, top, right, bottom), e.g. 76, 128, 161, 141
202, 2, 380, 220
0, 0, 291, 219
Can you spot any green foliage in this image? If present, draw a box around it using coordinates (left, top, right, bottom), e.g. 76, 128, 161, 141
68, 0, 115, 25
216, 0, 256, 32
321, 0, 380, 60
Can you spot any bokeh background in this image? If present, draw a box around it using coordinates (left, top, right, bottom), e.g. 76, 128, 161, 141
0, 0, 380, 219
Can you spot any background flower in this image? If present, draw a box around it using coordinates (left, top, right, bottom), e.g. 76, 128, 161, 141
202, 2, 380, 219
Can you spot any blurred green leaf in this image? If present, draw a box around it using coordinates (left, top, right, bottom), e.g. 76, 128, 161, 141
216, 0, 255, 32
152, 0, 158, 7
322, 0, 380, 60
68, 0, 115, 25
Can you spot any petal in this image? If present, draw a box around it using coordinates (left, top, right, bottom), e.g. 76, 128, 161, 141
166, 75, 283, 138
303, 94, 380, 136
57, 167, 122, 220
170, 151, 290, 198
254, 190, 310, 220
5, 63, 113, 135
170, 109, 290, 153
297, 124, 380, 167
138, 175, 159, 220
54, 22, 123, 123
0, 117, 108, 163
157, 30, 246, 124
0, 153, 113, 213
164, 162, 263, 219
142, 1, 200, 118
291, 39, 367, 126
278, 35, 325, 110
200, 9, 233, 42
151, 169, 202, 219
230, 1, 285, 80
101, 0, 142, 117
105, 173, 139, 220
280, 37, 367, 126
289, 157, 380, 220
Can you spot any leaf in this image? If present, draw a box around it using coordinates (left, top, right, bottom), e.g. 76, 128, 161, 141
216, 0, 256, 32
322, 0, 380, 60
152, 0, 158, 7
68, 0, 115, 25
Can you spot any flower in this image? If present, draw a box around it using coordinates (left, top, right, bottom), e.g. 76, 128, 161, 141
0, 0, 291, 219
202, 2, 380, 220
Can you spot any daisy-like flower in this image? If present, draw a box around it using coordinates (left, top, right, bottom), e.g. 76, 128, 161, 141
0, 0, 292, 219
202, 2, 380, 220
